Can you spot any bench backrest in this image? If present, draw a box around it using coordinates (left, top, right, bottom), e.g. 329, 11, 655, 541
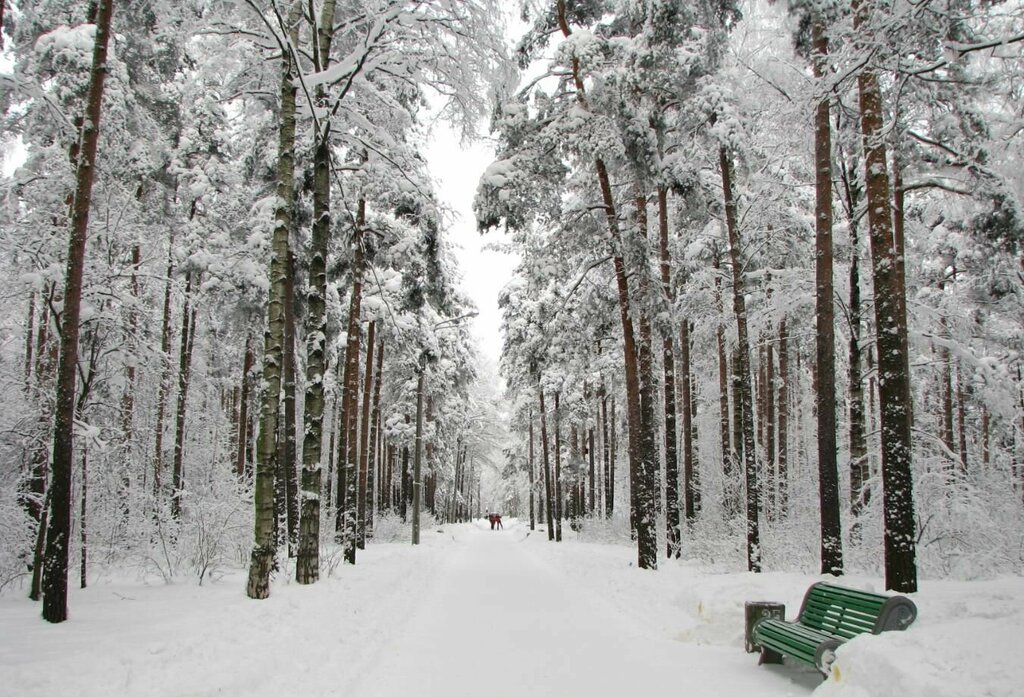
796, 582, 917, 639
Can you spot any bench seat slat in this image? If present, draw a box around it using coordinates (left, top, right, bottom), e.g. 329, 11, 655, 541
753, 620, 823, 664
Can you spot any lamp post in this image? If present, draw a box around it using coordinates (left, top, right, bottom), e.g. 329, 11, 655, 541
411, 311, 477, 545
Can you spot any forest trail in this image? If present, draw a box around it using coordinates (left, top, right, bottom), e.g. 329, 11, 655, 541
348, 521, 804, 697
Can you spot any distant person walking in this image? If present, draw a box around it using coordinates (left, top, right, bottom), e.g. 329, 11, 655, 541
488, 514, 496, 530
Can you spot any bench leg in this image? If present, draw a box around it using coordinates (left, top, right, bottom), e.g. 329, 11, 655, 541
758, 647, 784, 665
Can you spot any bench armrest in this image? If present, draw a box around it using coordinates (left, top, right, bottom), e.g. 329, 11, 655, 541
874, 596, 917, 632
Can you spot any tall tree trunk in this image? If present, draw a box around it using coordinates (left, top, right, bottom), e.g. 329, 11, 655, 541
247, 0, 301, 599
30, 488, 51, 601
120, 245, 141, 510
539, 387, 555, 541
24, 285, 55, 526
842, 158, 869, 532
425, 397, 435, 517
357, 320, 377, 548
554, 392, 563, 542
153, 238, 175, 498
79, 447, 87, 590
634, 193, 659, 566
282, 249, 299, 552
411, 365, 425, 543
757, 346, 766, 452
341, 196, 365, 561
689, 348, 702, 514
556, 0, 653, 568
236, 333, 255, 478
588, 424, 595, 516
528, 411, 536, 530
812, 22, 843, 575
679, 322, 696, 524
296, 0, 338, 582
367, 334, 384, 539
777, 318, 789, 519
956, 364, 968, 472
602, 391, 611, 519
981, 406, 990, 467
41, 0, 114, 623
854, 0, 917, 593
731, 348, 744, 509
765, 332, 776, 520
23, 294, 36, 390
334, 356, 348, 531
658, 186, 681, 557
171, 275, 196, 520
715, 260, 736, 517
940, 316, 955, 459
719, 145, 761, 573
401, 443, 410, 521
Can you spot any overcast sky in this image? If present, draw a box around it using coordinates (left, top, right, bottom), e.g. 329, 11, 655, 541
425, 125, 518, 369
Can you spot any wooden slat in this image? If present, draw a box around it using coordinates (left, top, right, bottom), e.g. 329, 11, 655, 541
754, 619, 835, 666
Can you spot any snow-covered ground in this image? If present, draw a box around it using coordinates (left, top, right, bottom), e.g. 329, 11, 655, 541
1, 520, 1019, 697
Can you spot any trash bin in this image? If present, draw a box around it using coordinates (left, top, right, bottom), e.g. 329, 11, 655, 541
744, 601, 785, 653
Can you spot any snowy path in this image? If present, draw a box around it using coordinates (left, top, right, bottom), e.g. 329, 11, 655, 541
350, 522, 805, 697
4, 522, 1021, 697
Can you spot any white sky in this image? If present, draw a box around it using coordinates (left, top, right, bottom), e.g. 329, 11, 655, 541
425, 125, 517, 368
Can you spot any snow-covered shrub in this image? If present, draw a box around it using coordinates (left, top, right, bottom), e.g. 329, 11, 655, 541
0, 487, 34, 594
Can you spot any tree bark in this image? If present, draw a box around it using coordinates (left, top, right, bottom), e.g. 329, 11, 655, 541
401, 442, 410, 521
539, 387, 555, 541
680, 321, 696, 524
171, 274, 196, 520
119, 245, 141, 510
588, 424, 595, 516
528, 410, 536, 530
23, 294, 35, 389
236, 333, 255, 478
41, 0, 114, 623
719, 145, 761, 573
556, 0, 654, 568
634, 193, 659, 566
153, 237, 175, 499
842, 157, 869, 532
334, 356, 348, 530
554, 392, 563, 542
956, 364, 967, 472
367, 333, 384, 538
79, 447, 87, 590
777, 318, 789, 519
340, 196, 366, 564
854, 0, 917, 593
658, 186, 681, 557
812, 22, 843, 575
247, 0, 301, 599
602, 391, 611, 519
715, 259, 736, 517
612, 399, 618, 519
296, 0, 338, 582
357, 320, 377, 548
282, 249, 299, 552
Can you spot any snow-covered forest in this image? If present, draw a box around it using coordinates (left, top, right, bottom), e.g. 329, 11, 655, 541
482, 0, 1024, 584
1, 0, 1023, 695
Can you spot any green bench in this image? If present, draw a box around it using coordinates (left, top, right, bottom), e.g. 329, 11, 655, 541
751, 582, 917, 676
